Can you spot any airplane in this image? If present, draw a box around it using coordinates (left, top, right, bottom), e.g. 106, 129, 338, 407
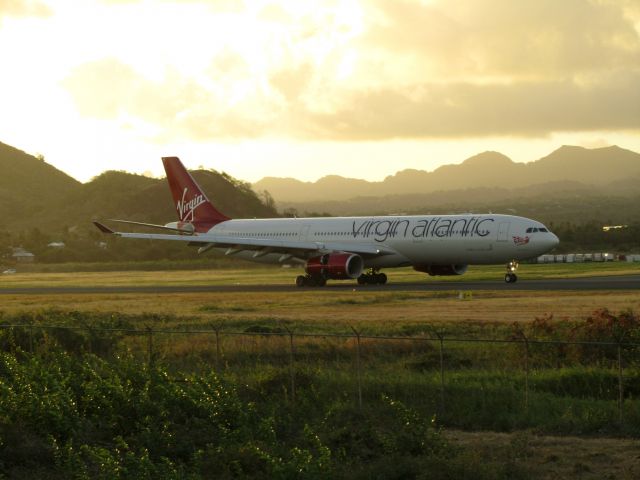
94, 157, 560, 287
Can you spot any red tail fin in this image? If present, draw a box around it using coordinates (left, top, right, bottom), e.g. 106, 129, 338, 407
162, 157, 230, 232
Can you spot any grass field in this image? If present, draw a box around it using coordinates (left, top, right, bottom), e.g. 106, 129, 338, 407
1, 262, 639, 333
2, 261, 640, 288
1, 263, 639, 478
1, 291, 639, 334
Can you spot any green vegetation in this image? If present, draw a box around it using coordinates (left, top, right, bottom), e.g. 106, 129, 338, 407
0, 301, 638, 477
0, 143, 79, 230
0, 348, 516, 479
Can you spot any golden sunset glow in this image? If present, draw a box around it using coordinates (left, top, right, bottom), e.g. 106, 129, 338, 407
1, 0, 639, 182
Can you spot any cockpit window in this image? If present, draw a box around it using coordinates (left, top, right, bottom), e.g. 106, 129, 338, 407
526, 226, 549, 233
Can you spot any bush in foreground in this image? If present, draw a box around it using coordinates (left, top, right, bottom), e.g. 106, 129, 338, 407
0, 350, 508, 479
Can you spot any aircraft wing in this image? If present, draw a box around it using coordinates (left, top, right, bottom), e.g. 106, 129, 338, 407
93, 222, 397, 259
106, 219, 194, 234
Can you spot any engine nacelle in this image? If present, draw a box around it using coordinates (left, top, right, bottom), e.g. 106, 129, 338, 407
414, 264, 468, 276
306, 253, 364, 279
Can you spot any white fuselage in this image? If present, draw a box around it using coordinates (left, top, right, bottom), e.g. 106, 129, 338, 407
208, 213, 559, 268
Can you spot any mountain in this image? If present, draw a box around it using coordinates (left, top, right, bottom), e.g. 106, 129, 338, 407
0, 142, 80, 225
1, 141, 639, 234
253, 146, 640, 202
0, 143, 278, 232
254, 175, 374, 201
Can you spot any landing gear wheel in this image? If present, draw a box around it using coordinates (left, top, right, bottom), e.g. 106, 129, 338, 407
316, 277, 327, 287
357, 270, 388, 285
504, 273, 518, 283
296, 275, 306, 287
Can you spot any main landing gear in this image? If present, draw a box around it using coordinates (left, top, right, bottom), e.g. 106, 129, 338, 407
357, 269, 387, 285
295, 269, 389, 287
504, 260, 518, 283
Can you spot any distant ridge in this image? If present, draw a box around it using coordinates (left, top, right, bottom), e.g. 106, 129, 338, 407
253, 145, 640, 202
1, 141, 639, 233
0, 142, 278, 232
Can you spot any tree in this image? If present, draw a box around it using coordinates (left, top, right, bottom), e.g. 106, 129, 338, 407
259, 190, 276, 211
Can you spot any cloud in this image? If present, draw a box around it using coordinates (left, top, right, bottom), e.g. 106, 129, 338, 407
300, 72, 640, 139
0, 0, 51, 20
62, 0, 640, 142
100, 0, 245, 12
63, 58, 284, 140
362, 0, 640, 80
269, 64, 314, 103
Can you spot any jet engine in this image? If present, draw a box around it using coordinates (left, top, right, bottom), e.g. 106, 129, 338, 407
306, 253, 364, 279
414, 264, 468, 276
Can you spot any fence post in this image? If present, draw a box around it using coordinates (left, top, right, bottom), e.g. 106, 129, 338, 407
285, 327, 296, 405
512, 325, 529, 413
617, 343, 624, 425
350, 326, 363, 409
214, 327, 221, 372
426, 327, 446, 417
436, 330, 445, 416
9, 327, 15, 355
524, 336, 529, 413
146, 326, 153, 369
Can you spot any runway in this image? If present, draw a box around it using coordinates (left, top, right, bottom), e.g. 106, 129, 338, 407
1, 275, 638, 295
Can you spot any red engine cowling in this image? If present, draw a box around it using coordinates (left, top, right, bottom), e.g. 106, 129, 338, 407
306, 253, 364, 279
413, 264, 468, 276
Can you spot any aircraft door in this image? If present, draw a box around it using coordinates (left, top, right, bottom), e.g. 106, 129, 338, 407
299, 225, 311, 242
497, 222, 511, 242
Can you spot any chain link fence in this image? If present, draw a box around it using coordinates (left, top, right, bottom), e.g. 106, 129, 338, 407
0, 322, 638, 432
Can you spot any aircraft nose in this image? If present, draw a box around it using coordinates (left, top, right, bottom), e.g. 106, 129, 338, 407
547, 233, 560, 249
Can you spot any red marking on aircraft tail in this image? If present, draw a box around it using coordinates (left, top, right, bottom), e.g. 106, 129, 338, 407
162, 157, 230, 232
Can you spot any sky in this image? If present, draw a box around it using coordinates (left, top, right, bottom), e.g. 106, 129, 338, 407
1, 0, 639, 183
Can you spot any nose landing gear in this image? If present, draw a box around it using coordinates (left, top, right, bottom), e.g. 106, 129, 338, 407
504, 261, 518, 283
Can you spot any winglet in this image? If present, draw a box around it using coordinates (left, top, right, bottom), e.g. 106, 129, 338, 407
93, 221, 115, 234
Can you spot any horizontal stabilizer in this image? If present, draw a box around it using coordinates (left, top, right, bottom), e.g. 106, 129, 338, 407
93, 221, 114, 234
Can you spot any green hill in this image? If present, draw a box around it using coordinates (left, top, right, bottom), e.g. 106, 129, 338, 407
58, 169, 277, 228
0, 142, 80, 229
1, 140, 639, 261
0, 143, 278, 233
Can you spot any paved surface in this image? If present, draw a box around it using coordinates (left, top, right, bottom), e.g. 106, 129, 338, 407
1, 275, 638, 294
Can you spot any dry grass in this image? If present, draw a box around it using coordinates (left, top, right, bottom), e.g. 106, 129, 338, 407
1, 262, 639, 288
447, 430, 640, 479
1, 290, 639, 331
